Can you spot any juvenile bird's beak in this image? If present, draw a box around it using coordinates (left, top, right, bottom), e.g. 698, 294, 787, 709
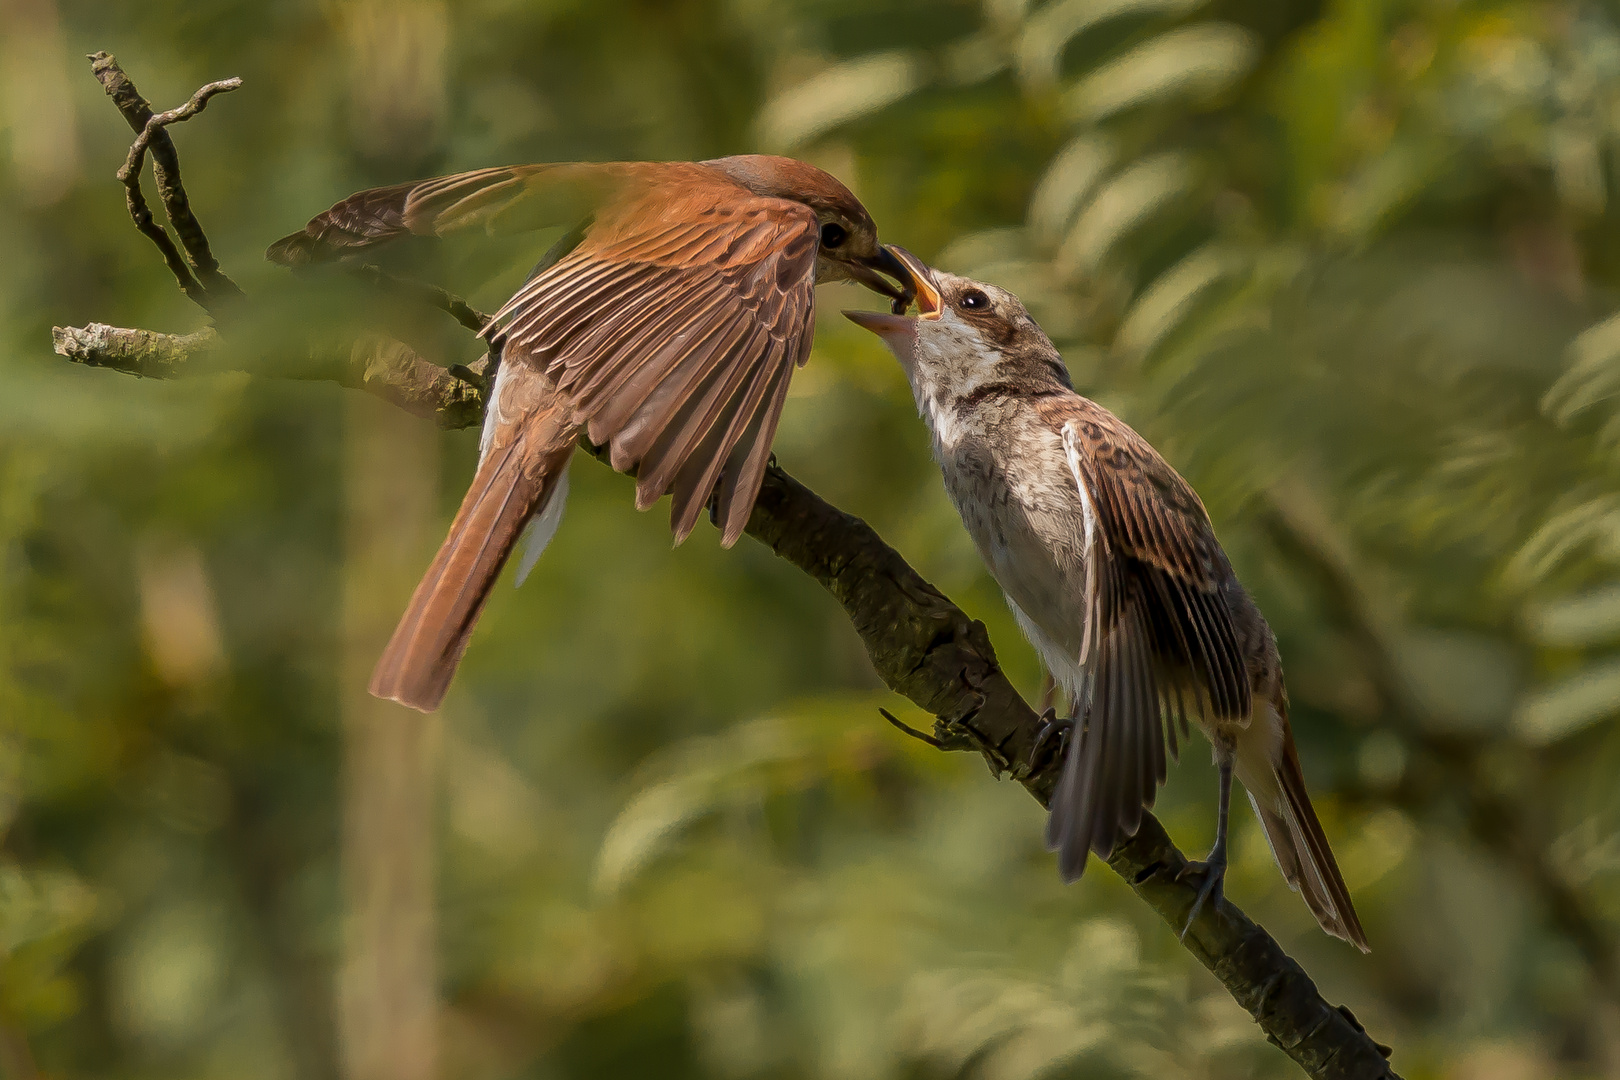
884, 246, 943, 318
842, 246, 942, 365
845, 245, 917, 308
842, 309, 918, 365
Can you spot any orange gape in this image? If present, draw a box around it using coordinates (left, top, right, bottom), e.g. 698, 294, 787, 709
270, 156, 915, 712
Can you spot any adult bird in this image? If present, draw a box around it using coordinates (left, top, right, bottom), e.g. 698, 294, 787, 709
270, 156, 913, 712
845, 250, 1367, 950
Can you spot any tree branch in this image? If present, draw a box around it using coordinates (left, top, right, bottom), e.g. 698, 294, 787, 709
47, 318, 1398, 1080
49, 55, 1400, 1080
51, 323, 485, 430
90, 52, 242, 309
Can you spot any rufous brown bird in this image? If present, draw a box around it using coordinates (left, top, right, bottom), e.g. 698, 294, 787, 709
845, 250, 1367, 950
270, 156, 913, 712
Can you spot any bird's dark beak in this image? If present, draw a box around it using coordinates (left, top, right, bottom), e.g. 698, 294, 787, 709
847, 245, 917, 312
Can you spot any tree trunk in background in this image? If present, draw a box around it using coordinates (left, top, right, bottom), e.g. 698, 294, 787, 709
340, 393, 442, 1080
335, 4, 450, 1078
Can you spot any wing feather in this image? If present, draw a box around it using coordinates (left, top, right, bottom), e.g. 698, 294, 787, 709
273, 163, 823, 546
1048, 411, 1252, 877
492, 180, 819, 543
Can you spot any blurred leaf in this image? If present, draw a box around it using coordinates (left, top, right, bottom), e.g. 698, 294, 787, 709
1525, 583, 1620, 648
757, 52, 922, 151
1544, 311, 1620, 426
1027, 134, 1115, 241
1065, 23, 1258, 123
0, 864, 99, 1025
1514, 659, 1620, 744
1389, 628, 1520, 734
1056, 151, 1192, 276
1016, 0, 1205, 87
1114, 243, 1242, 360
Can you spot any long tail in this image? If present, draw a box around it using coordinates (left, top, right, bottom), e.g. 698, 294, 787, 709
369, 404, 576, 712
1246, 727, 1370, 952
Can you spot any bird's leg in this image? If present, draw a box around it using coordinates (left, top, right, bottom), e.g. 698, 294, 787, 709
1028, 706, 1078, 773
1178, 737, 1234, 939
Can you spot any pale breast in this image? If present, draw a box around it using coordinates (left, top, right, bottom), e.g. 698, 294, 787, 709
934, 404, 1092, 669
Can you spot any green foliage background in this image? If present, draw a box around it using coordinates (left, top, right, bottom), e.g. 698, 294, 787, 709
6, 0, 1620, 1076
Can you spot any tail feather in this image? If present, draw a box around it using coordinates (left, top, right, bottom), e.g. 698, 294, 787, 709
1250, 731, 1370, 952
369, 423, 574, 712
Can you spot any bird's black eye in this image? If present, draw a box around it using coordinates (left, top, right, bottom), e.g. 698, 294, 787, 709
819, 222, 847, 249
958, 289, 990, 311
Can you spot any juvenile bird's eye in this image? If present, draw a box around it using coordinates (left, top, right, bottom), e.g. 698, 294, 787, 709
819, 223, 847, 249
958, 289, 989, 311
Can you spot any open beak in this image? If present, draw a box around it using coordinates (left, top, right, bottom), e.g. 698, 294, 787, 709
842, 248, 944, 365
842, 246, 943, 361
842, 307, 916, 346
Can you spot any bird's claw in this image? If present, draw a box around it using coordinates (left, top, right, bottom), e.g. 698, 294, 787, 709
1176, 855, 1228, 940
1029, 708, 1075, 772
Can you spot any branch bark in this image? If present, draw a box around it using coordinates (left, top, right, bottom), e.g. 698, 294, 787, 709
91, 52, 241, 307
50, 54, 1401, 1080
50, 321, 1398, 1080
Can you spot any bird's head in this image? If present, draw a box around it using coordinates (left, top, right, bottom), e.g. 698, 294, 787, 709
843, 248, 1072, 415
702, 155, 914, 307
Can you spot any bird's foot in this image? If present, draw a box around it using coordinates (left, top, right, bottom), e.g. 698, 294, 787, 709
1175, 852, 1227, 940
448, 362, 487, 391
1028, 709, 1075, 773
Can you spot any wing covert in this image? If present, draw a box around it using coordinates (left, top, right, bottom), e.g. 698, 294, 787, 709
487, 183, 820, 545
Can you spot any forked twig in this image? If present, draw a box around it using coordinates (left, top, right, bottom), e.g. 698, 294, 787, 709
90, 52, 242, 310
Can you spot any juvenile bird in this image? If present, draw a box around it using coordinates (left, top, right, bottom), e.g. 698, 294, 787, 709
271, 156, 912, 712
845, 250, 1367, 950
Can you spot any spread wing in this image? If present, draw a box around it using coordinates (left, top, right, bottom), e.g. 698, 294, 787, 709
270, 164, 821, 546
488, 178, 818, 545
1042, 397, 1251, 879
266, 162, 655, 264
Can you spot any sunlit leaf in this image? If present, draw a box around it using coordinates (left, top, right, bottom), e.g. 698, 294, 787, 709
1016, 0, 1205, 87
1544, 312, 1620, 425
1027, 135, 1115, 242
1514, 660, 1620, 744
1065, 24, 1258, 123
1525, 582, 1620, 647
1507, 495, 1620, 588
1055, 152, 1192, 277
757, 52, 922, 150
1114, 243, 1242, 360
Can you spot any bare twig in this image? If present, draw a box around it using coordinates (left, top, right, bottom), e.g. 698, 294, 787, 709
50, 324, 485, 430
351, 265, 491, 335
880, 707, 951, 750
118, 77, 243, 186
90, 52, 242, 308
51, 323, 216, 379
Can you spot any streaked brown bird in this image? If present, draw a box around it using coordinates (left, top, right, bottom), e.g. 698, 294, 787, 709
270, 156, 912, 712
846, 250, 1367, 950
